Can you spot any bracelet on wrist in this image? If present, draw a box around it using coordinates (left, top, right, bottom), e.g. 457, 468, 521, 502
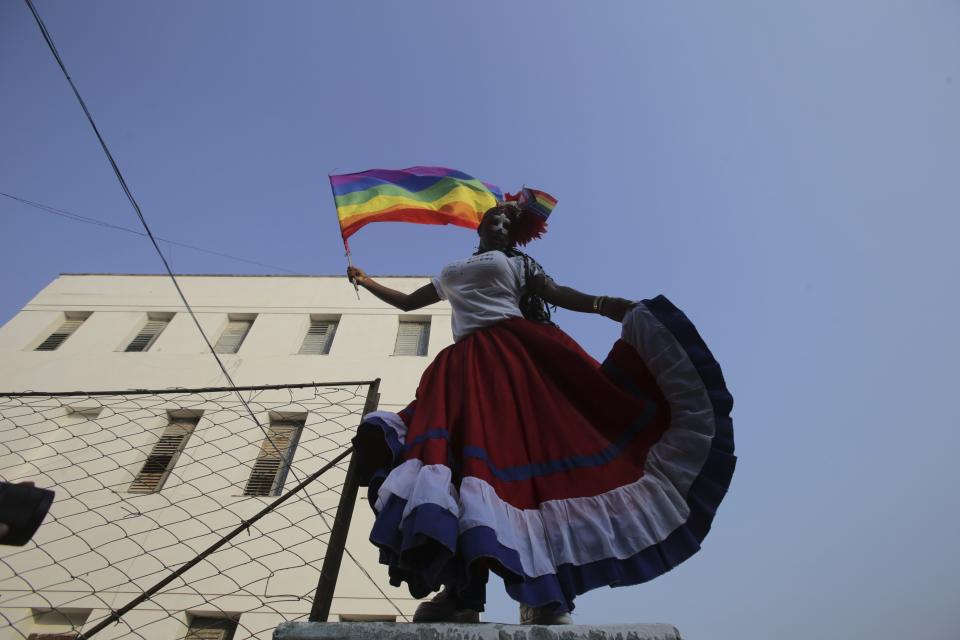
593, 296, 607, 314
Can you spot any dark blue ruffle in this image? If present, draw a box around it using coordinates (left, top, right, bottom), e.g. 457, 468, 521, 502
368, 495, 458, 600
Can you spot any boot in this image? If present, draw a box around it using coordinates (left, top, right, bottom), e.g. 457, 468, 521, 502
412, 588, 480, 623
519, 603, 572, 625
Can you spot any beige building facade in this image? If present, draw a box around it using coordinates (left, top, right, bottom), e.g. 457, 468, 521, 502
0, 274, 452, 640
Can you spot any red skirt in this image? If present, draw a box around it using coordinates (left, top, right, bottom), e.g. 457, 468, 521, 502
356, 296, 735, 613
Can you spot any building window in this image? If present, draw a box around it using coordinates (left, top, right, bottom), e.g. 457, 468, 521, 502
124, 313, 172, 352
27, 609, 91, 639
393, 319, 430, 356
184, 617, 238, 640
214, 316, 254, 354
128, 414, 200, 493
243, 418, 304, 497
34, 313, 90, 351
65, 406, 103, 419
298, 317, 338, 355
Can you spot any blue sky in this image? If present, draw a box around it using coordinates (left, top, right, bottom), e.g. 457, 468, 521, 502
2, 2, 958, 638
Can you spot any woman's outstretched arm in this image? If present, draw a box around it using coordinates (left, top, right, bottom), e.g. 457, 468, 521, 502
347, 266, 441, 312
534, 275, 636, 322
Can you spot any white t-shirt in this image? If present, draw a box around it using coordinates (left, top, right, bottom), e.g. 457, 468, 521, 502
432, 251, 543, 342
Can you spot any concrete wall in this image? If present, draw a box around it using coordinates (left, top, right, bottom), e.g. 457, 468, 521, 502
0, 274, 453, 639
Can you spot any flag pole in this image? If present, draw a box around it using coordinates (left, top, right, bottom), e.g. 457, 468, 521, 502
344, 243, 360, 300
329, 173, 361, 300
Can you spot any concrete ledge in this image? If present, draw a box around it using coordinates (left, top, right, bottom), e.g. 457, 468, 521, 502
273, 621, 682, 640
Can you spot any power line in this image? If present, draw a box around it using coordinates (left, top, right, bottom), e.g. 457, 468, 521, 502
22, 0, 304, 516
23, 0, 302, 469
1, 191, 304, 275
22, 0, 409, 624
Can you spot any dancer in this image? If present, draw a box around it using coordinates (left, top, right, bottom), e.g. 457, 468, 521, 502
347, 201, 735, 625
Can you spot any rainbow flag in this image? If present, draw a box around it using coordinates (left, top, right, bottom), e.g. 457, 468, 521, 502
330, 166, 503, 247
515, 187, 557, 221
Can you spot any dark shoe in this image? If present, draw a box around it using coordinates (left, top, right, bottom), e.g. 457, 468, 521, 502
519, 603, 572, 625
413, 588, 480, 623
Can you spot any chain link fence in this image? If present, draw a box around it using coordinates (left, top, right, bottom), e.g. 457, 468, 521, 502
0, 381, 397, 640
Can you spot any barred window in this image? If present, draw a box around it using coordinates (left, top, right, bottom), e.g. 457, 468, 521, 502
298, 318, 338, 355
128, 415, 200, 493
184, 617, 237, 640
243, 419, 303, 497
214, 316, 254, 354
65, 406, 103, 420
393, 319, 430, 356
34, 313, 90, 351
124, 314, 172, 352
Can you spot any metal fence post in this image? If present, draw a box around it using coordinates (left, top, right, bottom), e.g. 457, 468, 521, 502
309, 378, 381, 622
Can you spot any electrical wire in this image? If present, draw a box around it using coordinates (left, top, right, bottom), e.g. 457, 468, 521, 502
1, 191, 304, 274
22, 0, 410, 623
23, 0, 308, 475
23, 0, 298, 469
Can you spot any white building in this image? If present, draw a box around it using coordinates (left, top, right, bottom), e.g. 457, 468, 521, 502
0, 274, 453, 640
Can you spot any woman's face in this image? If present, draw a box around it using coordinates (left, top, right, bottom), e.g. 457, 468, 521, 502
478, 206, 516, 251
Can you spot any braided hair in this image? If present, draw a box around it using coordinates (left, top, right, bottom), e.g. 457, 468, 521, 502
506, 248, 556, 325
471, 246, 556, 325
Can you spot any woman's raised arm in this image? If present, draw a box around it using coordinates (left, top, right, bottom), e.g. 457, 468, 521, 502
533, 275, 636, 322
347, 266, 441, 312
